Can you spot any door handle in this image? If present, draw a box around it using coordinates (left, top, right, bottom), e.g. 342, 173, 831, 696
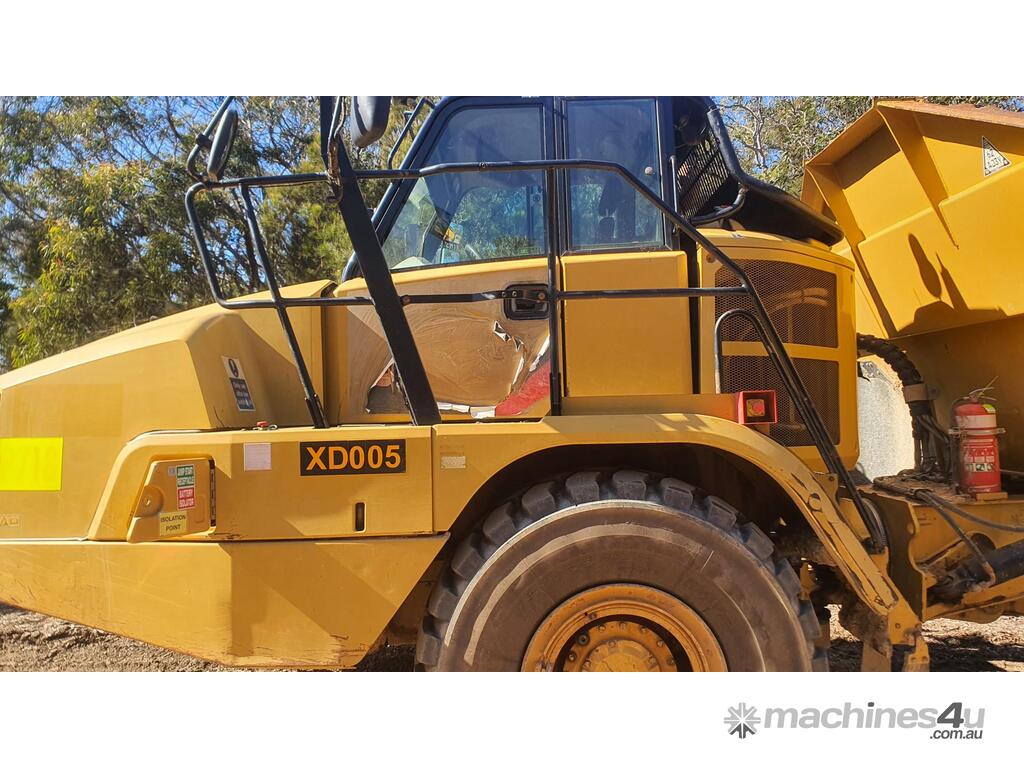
503, 283, 550, 320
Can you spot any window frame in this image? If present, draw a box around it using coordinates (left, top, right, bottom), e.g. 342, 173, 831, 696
369, 97, 557, 275
354, 96, 680, 281
556, 96, 674, 257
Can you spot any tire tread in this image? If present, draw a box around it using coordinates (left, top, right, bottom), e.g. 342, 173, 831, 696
415, 470, 824, 671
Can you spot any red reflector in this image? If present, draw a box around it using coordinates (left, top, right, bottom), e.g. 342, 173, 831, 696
736, 390, 777, 426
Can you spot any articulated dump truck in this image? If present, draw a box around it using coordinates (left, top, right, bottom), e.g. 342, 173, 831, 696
0, 96, 1022, 671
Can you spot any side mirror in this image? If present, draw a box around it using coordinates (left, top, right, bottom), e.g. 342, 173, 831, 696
350, 97, 391, 148
207, 106, 239, 181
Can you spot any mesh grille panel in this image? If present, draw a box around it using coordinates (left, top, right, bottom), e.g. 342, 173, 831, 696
676, 133, 730, 217
720, 356, 840, 446
715, 259, 837, 347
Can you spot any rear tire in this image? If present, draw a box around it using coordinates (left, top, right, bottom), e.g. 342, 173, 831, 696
416, 470, 826, 671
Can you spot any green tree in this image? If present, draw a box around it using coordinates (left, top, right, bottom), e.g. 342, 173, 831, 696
0, 96, 430, 369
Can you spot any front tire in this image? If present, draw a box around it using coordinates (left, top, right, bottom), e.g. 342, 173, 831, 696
416, 470, 825, 671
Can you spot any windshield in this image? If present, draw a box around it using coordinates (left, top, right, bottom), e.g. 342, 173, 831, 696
380, 103, 548, 271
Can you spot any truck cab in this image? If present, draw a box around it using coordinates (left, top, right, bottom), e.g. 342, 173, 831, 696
331, 97, 857, 472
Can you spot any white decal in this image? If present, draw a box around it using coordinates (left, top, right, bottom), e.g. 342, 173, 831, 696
244, 442, 272, 471
982, 137, 1011, 177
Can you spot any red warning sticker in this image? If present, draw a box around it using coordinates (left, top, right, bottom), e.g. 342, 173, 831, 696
177, 486, 196, 509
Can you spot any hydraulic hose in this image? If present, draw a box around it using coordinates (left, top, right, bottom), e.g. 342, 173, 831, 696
873, 478, 994, 578
874, 475, 1024, 604
857, 334, 923, 388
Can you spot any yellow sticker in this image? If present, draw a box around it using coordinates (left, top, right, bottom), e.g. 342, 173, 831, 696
0, 438, 63, 491
159, 510, 189, 537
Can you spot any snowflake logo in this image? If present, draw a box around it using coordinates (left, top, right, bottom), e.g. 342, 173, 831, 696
724, 703, 760, 739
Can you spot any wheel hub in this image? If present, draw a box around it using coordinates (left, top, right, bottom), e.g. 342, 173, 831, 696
522, 583, 727, 672
561, 619, 677, 671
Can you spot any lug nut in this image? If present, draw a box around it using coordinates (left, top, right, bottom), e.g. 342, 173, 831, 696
577, 633, 589, 646
567, 652, 577, 663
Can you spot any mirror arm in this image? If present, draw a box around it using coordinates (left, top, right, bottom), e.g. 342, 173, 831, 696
187, 96, 237, 182
318, 96, 348, 188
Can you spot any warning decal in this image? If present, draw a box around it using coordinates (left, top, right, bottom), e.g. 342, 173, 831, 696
176, 464, 196, 509
982, 137, 1011, 177
222, 356, 255, 412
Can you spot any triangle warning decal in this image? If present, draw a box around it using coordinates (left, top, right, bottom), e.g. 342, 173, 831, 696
982, 137, 1011, 177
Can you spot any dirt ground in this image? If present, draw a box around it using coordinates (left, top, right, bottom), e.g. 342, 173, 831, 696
2, 602, 1022, 671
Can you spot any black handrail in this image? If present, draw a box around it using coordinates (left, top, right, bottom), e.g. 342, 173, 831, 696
387, 97, 434, 170
238, 184, 327, 428
185, 146, 887, 554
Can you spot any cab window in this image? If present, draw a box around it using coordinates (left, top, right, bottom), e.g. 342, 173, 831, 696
381, 105, 547, 270
566, 99, 664, 251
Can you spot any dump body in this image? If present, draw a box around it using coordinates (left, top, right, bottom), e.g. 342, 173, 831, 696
802, 100, 1024, 468
803, 100, 1024, 626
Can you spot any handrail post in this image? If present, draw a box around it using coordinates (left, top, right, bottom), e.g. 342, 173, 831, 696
239, 185, 328, 428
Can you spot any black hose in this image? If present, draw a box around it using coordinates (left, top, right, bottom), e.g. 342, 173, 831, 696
856, 334, 923, 387
926, 492, 1024, 534
873, 478, 996, 585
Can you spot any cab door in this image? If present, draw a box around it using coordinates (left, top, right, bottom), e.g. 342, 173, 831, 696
329, 99, 557, 424
556, 98, 695, 412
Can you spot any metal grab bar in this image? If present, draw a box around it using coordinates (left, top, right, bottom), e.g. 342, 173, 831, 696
387, 97, 434, 170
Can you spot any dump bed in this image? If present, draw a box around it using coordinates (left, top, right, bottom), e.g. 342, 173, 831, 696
801, 100, 1024, 469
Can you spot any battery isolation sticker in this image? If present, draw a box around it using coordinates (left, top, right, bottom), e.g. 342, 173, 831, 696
176, 463, 196, 509
222, 356, 255, 412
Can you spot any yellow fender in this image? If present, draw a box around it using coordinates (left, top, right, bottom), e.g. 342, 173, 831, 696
433, 413, 911, 620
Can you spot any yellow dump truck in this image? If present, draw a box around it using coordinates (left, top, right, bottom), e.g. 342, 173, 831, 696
0, 96, 1020, 671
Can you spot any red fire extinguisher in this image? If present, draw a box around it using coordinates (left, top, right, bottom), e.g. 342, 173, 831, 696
951, 387, 1004, 495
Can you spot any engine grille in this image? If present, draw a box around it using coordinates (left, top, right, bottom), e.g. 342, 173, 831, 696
715, 259, 837, 347
713, 258, 841, 447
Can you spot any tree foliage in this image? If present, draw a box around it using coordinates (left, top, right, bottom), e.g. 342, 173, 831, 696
0, 96, 425, 369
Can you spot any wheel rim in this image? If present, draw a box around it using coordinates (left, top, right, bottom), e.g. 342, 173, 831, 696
521, 583, 727, 672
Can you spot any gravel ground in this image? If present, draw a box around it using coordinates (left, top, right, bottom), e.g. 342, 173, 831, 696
0, 602, 414, 671
2, 602, 1022, 671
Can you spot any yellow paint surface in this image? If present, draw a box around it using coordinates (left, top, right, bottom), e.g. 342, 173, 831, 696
0, 535, 445, 667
